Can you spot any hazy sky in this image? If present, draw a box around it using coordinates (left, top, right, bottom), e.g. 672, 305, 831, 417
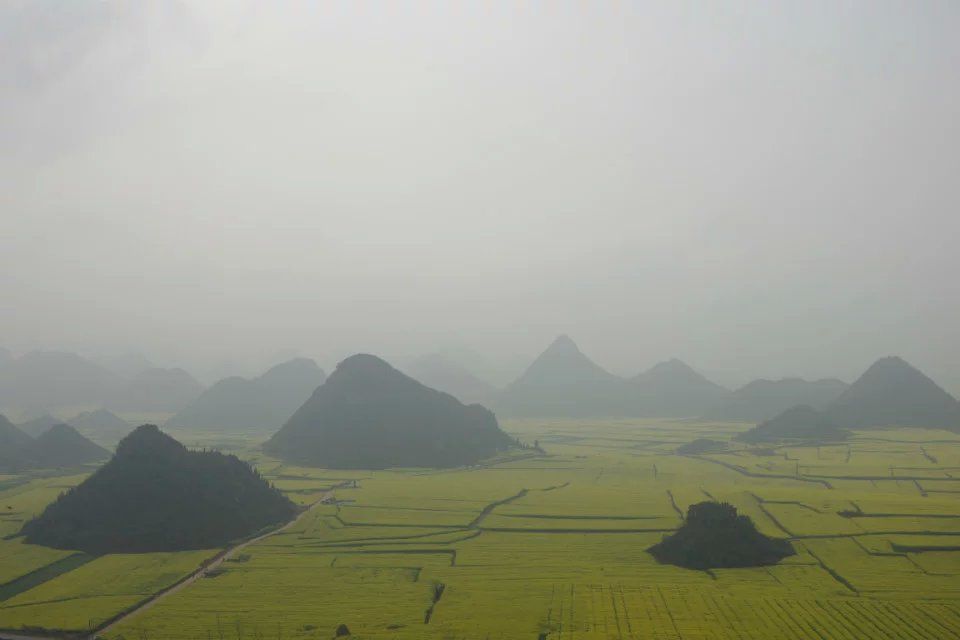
1, 1, 958, 391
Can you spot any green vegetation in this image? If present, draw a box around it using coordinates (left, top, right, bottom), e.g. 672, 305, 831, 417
22, 425, 296, 553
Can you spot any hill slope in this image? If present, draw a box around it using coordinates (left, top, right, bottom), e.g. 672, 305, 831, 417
29, 423, 111, 467
0, 414, 36, 471
494, 335, 635, 418
404, 353, 498, 405
17, 414, 62, 438
109, 367, 204, 413
702, 377, 849, 423
825, 357, 960, 430
0, 350, 122, 409
166, 359, 326, 430
736, 405, 848, 443
22, 425, 297, 553
266, 354, 514, 469
631, 359, 729, 417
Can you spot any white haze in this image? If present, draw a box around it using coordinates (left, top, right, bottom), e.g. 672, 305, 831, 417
1, 1, 958, 391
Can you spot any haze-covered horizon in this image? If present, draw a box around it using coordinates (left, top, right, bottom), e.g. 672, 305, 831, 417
2, 2, 958, 392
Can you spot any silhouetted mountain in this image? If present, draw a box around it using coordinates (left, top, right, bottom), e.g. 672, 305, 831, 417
18, 414, 63, 438
266, 354, 514, 469
28, 423, 110, 467
824, 357, 960, 430
22, 425, 296, 554
404, 353, 498, 405
0, 414, 36, 471
0, 350, 122, 410
68, 408, 129, 436
632, 359, 730, 417
702, 377, 848, 423
648, 501, 794, 569
92, 352, 156, 379
495, 335, 635, 418
109, 367, 204, 413
166, 359, 326, 430
737, 405, 848, 443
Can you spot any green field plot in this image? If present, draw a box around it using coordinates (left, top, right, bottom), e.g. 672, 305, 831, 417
0, 420, 957, 639
0, 550, 216, 633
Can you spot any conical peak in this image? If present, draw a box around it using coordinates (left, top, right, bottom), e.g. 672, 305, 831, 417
116, 424, 186, 458
545, 334, 580, 355
335, 353, 395, 376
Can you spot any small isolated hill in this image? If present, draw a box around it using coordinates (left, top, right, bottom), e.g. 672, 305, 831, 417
29, 424, 110, 467
632, 359, 729, 417
18, 414, 63, 438
266, 354, 514, 469
22, 425, 296, 554
702, 377, 848, 423
676, 438, 728, 455
109, 367, 204, 413
68, 408, 130, 436
404, 353, 498, 405
736, 405, 848, 444
494, 335, 634, 418
0, 350, 122, 409
648, 501, 794, 569
0, 414, 36, 471
166, 358, 326, 430
824, 357, 960, 430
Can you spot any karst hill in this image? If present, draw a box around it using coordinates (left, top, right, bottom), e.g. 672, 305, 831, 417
265, 354, 514, 469
22, 424, 296, 554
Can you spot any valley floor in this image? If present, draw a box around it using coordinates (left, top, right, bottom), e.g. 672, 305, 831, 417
2, 420, 960, 639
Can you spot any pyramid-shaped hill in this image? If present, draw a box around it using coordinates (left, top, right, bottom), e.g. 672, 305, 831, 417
21, 425, 297, 554
68, 408, 129, 435
109, 367, 204, 413
648, 501, 794, 569
265, 354, 514, 469
736, 405, 848, 444
18, 414, 63, 438
494, 335, 635, 418
404, 353, 498, 405
29, 423, 111, 467
631, 359, 730, 417
0, 414, 36, 472
701, 377, 849, 423
824, 357, 960, 430
166, 358, 326, 430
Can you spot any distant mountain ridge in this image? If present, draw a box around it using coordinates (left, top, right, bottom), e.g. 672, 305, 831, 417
166, 358, 326, 430
0, 413, 108, 472
109, 367, 204, 413
266, 354, 514, 469
702, 377, 849, 423
403, 353, 498, 405
0, 350, 122, 410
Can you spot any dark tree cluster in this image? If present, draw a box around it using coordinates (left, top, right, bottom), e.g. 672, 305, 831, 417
648, 501, 795, 570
